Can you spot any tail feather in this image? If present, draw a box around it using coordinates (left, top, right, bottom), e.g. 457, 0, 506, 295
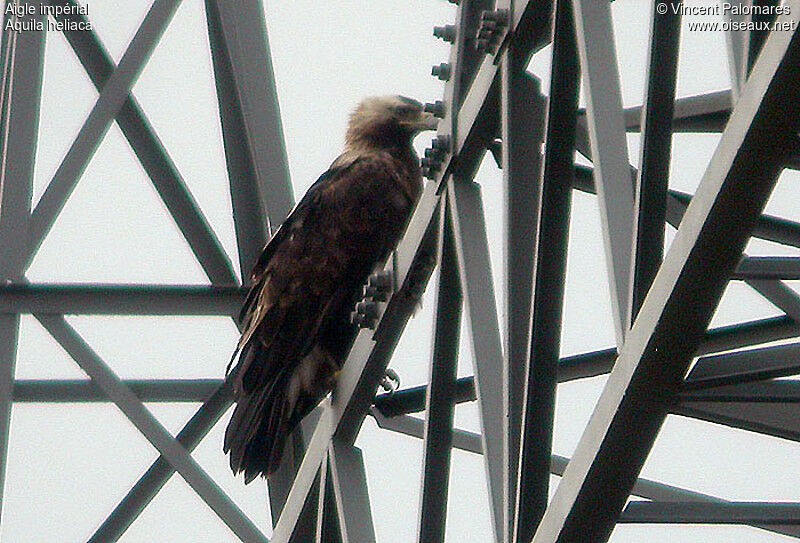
224, 368, 292, 481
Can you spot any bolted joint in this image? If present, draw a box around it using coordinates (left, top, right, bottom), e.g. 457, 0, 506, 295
363, 269, 393, 302
475, 9, 509, 54
431, 63, 451, 81
480, 8, 509, 22
424, 100, 446, 119
351, 300, 379, 329
431, 135, 451, 152
433, 24, 456, 43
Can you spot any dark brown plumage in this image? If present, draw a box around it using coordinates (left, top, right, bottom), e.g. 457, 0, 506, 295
224, 95, 436, 482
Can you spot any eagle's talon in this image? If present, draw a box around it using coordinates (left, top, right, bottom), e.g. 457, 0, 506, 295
380, 368, 400, 393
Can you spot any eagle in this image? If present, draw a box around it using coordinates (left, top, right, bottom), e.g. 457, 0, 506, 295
224, 95, 437, 482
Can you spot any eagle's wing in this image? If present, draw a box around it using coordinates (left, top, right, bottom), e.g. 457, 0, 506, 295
224, 153, 416, 481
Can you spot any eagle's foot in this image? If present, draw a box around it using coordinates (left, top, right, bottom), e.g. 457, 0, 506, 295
380, 368, 400, 393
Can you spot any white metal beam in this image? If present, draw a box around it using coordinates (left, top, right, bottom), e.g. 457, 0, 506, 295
26, 0, 183, 267
448, 180, 506, 542
572, 0, 636, 345
38, 315, 268, 542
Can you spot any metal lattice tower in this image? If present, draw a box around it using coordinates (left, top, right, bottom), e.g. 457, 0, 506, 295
2, 0, 800, 542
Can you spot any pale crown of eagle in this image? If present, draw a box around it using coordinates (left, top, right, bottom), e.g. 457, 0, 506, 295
224, 95, 436, 482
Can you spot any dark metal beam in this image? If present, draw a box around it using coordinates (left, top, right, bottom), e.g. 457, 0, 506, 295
372, 312, 800, 417
684, 342, 800, 390
733, 257, 800, 280
629, 2, 680, 322
531, 16, 800, 542
572, 0, 636, 344
514, 0, 577, 539
449, 180, 507, 540
575, 163, 800, 251
674, 400, 800, 443
620, 501, 800, 525
328, 440, 376, 543
13, 379, 222, 402
680, 380, 800, 403
417, 202, 461, 543
0, 283, 245, 315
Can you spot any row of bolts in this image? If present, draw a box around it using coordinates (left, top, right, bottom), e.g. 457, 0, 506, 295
421, 8, 509, 180
351, 8, 510, 329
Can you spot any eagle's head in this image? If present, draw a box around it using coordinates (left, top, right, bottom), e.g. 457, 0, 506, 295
346, 95, 438, 148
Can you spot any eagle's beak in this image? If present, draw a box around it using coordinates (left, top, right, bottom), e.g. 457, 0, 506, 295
421, 110, 439, 130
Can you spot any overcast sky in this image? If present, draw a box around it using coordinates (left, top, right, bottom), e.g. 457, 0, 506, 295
2, 0, 800, 541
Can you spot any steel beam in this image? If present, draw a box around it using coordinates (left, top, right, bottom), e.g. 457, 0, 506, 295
315, 453, 339, 543
747, 278, 800, 321
629, 1, 680, 322
733, 257, 800, 280
417, 202, 462, 543
620, 501, 800, 525
328, 440, 376, 543
725, 1, 751, 99
531, 12, 800, 542
205, 0, 293, 275
374, 310, 800, 417
51, 0, 237, 285
37, 315, 266, 542
572, 0, 636, 345
26, 0, 183, 268
684, 342, 800, 390
618, 90, 733, 133
373, 413, 800, 538
500, 46, 546, 543
514, 1, 577, 539
88, 379, 233, 541
0, 0, 44, 521
0, 283, 245, 315
448, 180, 507, 542
577, 163, 800, 251
680, 380, 800, 403
13, 378, 222, 402
675, 401, 800, 443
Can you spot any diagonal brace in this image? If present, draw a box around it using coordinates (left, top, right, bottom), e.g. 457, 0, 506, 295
26, 0, 183, 270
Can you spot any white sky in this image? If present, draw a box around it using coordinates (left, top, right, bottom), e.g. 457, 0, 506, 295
2, 0, 800, 541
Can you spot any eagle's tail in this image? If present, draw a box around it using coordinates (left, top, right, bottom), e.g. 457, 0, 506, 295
224, 365, 293, 483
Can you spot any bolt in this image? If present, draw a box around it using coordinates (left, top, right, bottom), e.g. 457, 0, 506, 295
363, 270, 393, 301
424, 100, 446, 119
431, 63, 451, 81
480, 8, 509, 22
476, 9, 509, 54
350, 300, 379, 329
433, 25, 456, 43
431, 135, 451, 151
